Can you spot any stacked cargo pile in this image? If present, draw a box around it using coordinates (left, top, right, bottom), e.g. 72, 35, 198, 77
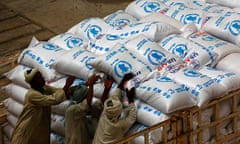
2, 0, 240, 143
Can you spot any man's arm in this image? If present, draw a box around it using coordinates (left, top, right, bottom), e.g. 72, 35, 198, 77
117, 87, 137, 133
85, 74, 100, 106
63, 76, 76, 99
29, 88, 66, 106
100, 79, 114, 104
117, 73, 135, 90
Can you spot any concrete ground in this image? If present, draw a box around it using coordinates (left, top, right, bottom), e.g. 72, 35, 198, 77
0, 0, 133, 102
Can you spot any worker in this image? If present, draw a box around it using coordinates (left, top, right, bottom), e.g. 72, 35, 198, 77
65, 74, 114, 144
11, 68, 75, 144
93, 73, 137, 144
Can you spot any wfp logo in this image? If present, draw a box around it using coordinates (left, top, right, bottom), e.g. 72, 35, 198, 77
173, 44, 188, 58
87, 25, 102, 40
206, 66, 218, 71
183, 14, 201, 25
106, 34, 120, 41
148, 50, 166, 66
85, 57, 95, 70
229, 20, 240, 36
144, 2, 161, 13
114, 60, 132, 78
112, 19, 130, 27
43, 43, 61, 51
66, 37, 83, 48
157, 76, 172, 82
202, 34, 216, 41
184, 69, 201, 77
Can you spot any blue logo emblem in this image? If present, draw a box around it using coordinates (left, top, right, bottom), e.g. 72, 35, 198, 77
43, 43, 61, 51
156, 76, 172, 82
114, 60, 132, 78
184, 69, 201, 77
206, 66, 218, 71
229, 20, 240, 36
85, 57, 95, 70
173, 44, 188, 58
106, 34, 120, 41
144, 2, 161, 13
183, 14, 201, 25
112, 19, 130, 27
66, 37, 83, 48
148, 50, 166, 66
202, 34, 216, 41
87, 25, 102, 40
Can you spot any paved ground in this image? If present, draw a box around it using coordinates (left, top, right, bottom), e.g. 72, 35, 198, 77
0, 0, 133, 102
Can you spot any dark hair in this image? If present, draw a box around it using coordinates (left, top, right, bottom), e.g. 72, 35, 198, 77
26, 69, 32, 74
107, 100, 113, 107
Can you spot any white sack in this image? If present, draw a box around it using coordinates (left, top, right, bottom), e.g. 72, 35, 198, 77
109, 21, 158, 41
162, 0, 206, 9
136, 75, 196, 113
125, 35, 183, 69
159, 34, 217, 69
88, 44, 153, 84
51, 100, 71, 116
51, 47, 97, 80
4, 65, 31, 88
202, 12, 240, 47
140, 12, 184, 31
51, 114, 66, 137
135, 100, 170, 126
50, 132, 65, 144
167, 67, 227, 107
2, 83, 28, 104
89, 34, 129, 55
7, 112, 18, 128
189, 32, 240, 62
136, 18, 182, 41
48, 33, 89, 50
201, 3, 234, 14
3, 124, 14, 140
17, 41, 66, 82
216, 53, 240, 75
126, 123, 149, 144
199, 66, 240, 92
5, 98, 23, 117
48, 76, 105, 99
205, 0, 240, 8
164, 6, 207, 30
125, 0, 169, 19
47, 76, 85, 88
3, 135, 11, 144
67, 17, 111, 41
104, 10, 138, 27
